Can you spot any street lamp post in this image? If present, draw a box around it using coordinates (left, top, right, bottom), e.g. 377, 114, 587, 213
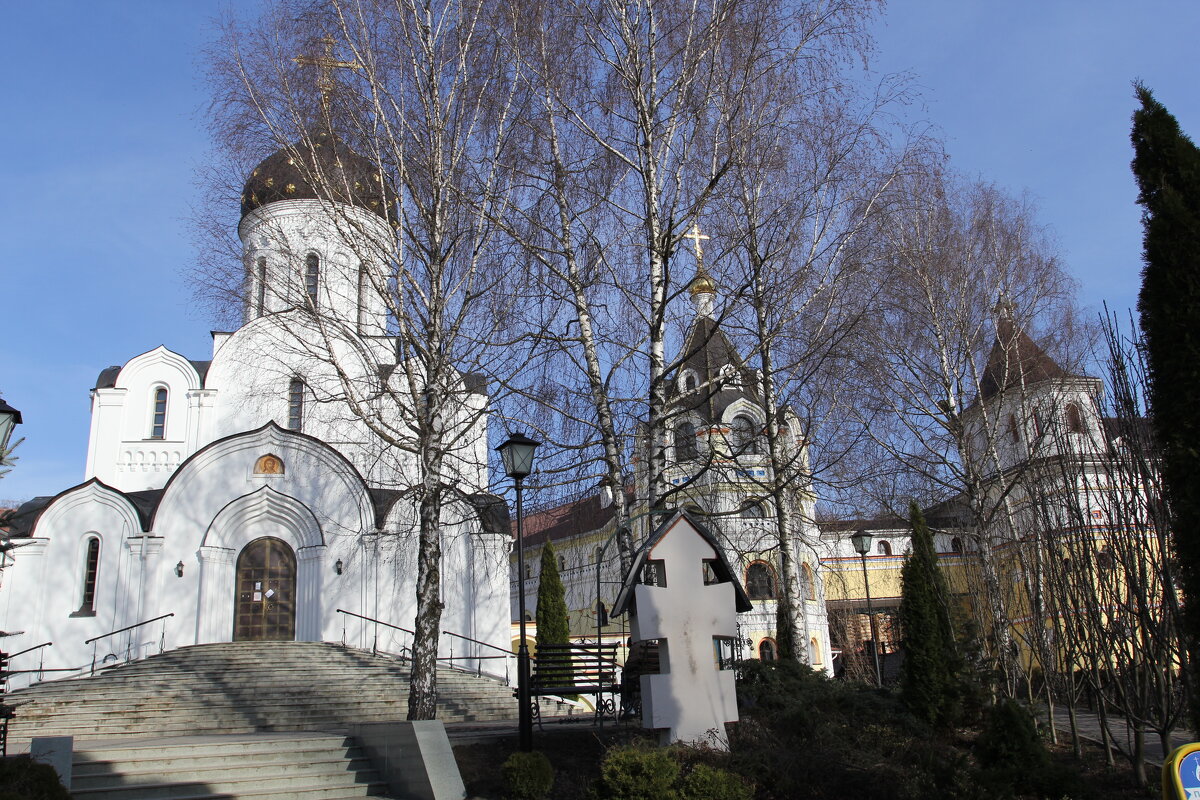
497, 432, 540, 752
850, 530, 883, 688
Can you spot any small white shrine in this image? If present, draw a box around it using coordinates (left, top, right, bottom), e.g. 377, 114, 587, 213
612, 510, 753, 749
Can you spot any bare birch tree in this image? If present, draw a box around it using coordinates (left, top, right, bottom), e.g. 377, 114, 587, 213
206, 0, 527, 719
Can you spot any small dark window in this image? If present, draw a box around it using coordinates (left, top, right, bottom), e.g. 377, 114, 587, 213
78, 537, 100, 615
802, 563, 816, 601
1007, 414, 1019, 443
256, 256, 268, 316
702, 559, 721, 585
524, 564, 532, 579
305, 253, 320, 308
150, 387, 167, 439
288, 378, 305, 431
758, 638, 778, 662
713, 636, 736, 670
642, 559, 666, 587
746, 562, 776, 599
357, 263, 369, 331
1066, 402, 1084, 434
1096, 549, 1113, 570
675, 421, 699, 460
950, 536, 963, 554
559, 556, 566, 572
877, 540, 892, 556
685, 373, 698, 392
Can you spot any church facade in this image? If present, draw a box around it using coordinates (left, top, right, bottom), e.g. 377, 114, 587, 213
0, 134, 510, 688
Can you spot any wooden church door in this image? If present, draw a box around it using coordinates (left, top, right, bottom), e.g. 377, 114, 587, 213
233, 537, 297, 641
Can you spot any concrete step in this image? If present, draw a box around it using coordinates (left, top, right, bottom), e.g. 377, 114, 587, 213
70, 734, 389, 800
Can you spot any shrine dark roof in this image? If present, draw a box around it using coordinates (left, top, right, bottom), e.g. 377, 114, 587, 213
978, 314, 1071, 401
668, 316, 759, 424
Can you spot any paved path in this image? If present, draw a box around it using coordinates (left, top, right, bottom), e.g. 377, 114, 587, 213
1043, 703, 1192, 767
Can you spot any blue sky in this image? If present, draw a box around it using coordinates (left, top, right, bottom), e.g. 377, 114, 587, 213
2, 1, 1198, 504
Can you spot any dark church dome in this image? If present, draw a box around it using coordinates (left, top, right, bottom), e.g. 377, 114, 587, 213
241, 132, 394, 221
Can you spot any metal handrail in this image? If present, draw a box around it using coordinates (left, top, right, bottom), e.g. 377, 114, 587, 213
86, 613, 174, 675
7, 642, 51, 660
336, 609, 515, 680
84, 613, 174, 646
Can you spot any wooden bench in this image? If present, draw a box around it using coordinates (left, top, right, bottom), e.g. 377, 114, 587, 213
526, 643, 622, 722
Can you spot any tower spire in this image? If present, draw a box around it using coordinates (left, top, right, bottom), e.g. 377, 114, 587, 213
685, 222, 715, 318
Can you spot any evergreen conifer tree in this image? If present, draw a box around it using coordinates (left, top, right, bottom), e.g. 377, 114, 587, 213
1131, 84, 1200, 725
899, 502, 960, 726
536, 541, 570, 649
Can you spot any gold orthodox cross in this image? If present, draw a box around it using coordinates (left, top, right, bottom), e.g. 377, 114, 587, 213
684, 221, 710, 264
293, 36, 361, 111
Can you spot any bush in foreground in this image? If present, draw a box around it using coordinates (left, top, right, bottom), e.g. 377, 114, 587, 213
500, 750, 554, 800
0, 756, 72, 800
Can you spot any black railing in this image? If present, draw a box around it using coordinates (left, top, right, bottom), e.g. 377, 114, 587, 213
85, 613, 174, 675
6, 641, 52, 683
336, 609, 513, 680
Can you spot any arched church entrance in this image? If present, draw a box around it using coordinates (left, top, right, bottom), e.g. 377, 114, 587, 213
233, 537, 297, 641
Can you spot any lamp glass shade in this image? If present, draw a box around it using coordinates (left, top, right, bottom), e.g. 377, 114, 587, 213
0, 398, 21, 453
850, 531, 872, 556
497, 433, 540, 479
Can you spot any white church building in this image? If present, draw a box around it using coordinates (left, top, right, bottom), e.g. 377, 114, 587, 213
0, 133, 511, 688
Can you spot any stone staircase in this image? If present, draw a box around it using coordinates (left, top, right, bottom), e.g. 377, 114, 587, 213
4, 641, 551, 799
6, 641, 526, 743
70, 733, 388, 800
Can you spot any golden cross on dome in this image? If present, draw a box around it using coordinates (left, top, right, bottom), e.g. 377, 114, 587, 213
684, 221, 710, 264
294, 36, 361, 111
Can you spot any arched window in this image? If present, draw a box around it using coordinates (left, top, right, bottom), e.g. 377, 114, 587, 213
685, 373, 698, 392
745, 561, 777, 600
809, 637, 821, 665
559, 556, 566, 572
1065, 402, 1084, 434
305, 253, 320, 308
256, 256, 267, 316
1096, 549, 1114, 570
740, 501, 765, 518
287, 378, 305, 431
731, 415, 759, 454
877, 540, 892, 556
150, 387, 167, 439
801, 563, 816, 601
674, 421, 699, 460
950, 536, 963, 554
758, 638, 778, 662
76, 536, 101, 616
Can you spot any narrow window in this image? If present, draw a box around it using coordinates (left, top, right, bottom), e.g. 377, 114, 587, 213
305, 253, 320, 309
559, 555, 566, 572
357, 263, 369, 331
877, 540, 892, 556
256, 256, 267, 316
746, 562, 776, 599
674, 421, 698, 460
287, 378, 305, 431
150, 387, 167, 439
731, 415, 759, 454
713, 636, 736, 670
1066, 402, 1084, 434
809, 637, 821, 665
1007, 414, 1019, 443
685, 373, 697, 392
950, 536, 963, 554
758, 638, 778, 662
802, 563, 816, 601
77, 536, 100, 615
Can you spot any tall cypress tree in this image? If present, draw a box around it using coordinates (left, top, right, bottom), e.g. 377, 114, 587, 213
899, 503, 960, 726
1131, 84, 1200, 726
536, 541, 570, 648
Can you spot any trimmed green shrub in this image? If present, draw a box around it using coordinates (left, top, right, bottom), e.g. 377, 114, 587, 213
976, 699, 1046, 770
0, 755, 72, 800
500, 750, 554, 800
679, 763, 753, 800
595, 745, 681, 800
